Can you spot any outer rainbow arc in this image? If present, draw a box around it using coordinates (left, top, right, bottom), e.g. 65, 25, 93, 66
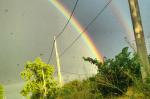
110, 3, 134, 42
50, 0, 104, 62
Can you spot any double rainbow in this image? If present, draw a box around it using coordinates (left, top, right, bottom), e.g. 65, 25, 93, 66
49, 0, 104, 62
49, 0, 133, 63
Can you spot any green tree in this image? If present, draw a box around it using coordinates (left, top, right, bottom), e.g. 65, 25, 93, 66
0, 84, 4, 99
20, 57, 59, 99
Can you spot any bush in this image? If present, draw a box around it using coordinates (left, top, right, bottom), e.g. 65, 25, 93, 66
83, 47, 142, 96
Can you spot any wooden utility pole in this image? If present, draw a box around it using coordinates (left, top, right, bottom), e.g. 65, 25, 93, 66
128, 0, 150, 80
54, 36, 63, 86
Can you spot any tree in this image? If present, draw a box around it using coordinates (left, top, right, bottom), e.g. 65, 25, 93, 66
20, 57, 59, 99
0, 84, 4, 99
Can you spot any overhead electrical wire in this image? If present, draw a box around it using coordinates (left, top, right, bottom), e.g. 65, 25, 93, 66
56, 0, 79, 39
60, 0, 113, 57
47, 0, 80, 63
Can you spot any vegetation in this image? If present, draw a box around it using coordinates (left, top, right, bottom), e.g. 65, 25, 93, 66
55, 47, 143, 98
19, 47, 150, 99
20, 57, 59, 99
83, 47, 141, 96
56, 79, 102, 99
83, 47, 150, 98
0, 84, 4, 99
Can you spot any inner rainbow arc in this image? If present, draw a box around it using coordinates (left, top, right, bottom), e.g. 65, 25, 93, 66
49, 0, 104, 62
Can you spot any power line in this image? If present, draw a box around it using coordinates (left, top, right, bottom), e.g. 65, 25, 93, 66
56, 0, 79, 39
60, 0, 112, 57
47, 0, 79, 63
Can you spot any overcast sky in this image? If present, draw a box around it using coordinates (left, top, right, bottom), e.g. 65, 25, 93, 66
0, 0, 150, 98
61, 0, 150, 56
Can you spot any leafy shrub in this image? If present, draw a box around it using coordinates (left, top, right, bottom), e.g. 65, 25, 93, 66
83, 47, 142, 96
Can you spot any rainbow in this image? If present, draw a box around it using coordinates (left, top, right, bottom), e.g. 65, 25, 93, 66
49, 0, 104, 62
110, 3, 134, 42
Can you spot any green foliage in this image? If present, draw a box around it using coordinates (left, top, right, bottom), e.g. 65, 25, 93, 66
142, 77, 150, 96
57, 79, 103, 99
0, 84, 4, 99
83, 47, 142, 96
132, 76, 150, 98
20, 57, 59, 99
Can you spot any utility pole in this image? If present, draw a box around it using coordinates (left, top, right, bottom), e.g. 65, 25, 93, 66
128, 0, 150, 80
54, 36, 63, 86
